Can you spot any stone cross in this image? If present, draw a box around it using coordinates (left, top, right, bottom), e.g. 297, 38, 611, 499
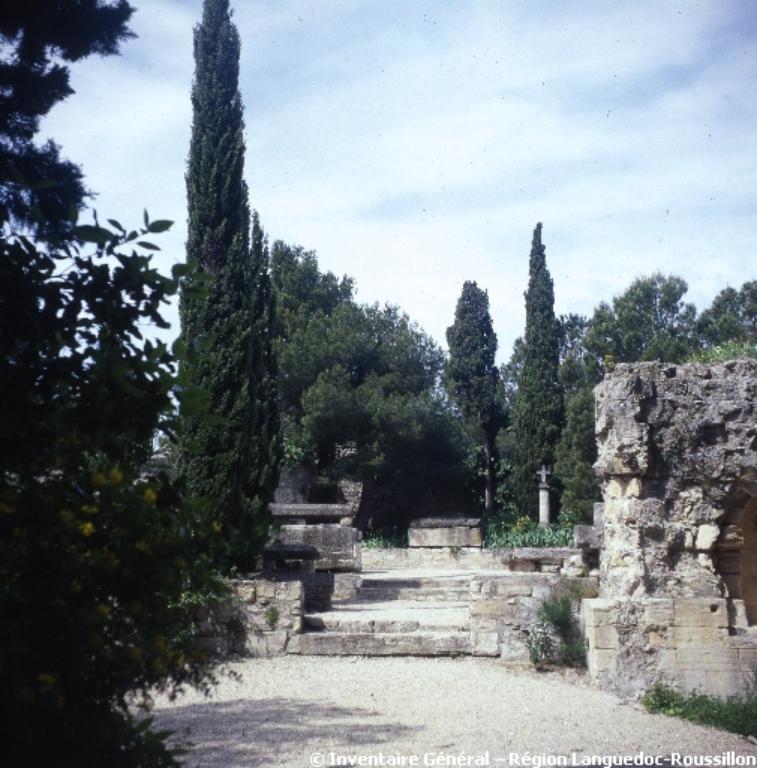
535, 464, 551, 527
535, 465, 551, 487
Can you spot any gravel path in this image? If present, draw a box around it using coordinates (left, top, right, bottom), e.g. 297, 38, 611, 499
153, 656, 757, 767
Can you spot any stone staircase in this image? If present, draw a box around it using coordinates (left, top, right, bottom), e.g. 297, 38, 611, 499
289, 569, 475, 656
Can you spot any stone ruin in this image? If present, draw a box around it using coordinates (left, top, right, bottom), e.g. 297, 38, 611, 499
582, 360, 757, 698
197, 360, 757, 700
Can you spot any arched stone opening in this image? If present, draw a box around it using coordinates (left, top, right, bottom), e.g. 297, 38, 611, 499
716, 472, 757, 626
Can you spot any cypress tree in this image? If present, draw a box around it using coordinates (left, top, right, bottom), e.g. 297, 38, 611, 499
179, 0, 279, 570
446, 281, 502, 514
511, 223, 563, 518
554, 386, 600, 523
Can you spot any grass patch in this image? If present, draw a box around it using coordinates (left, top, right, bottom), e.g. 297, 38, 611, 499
643, 681, 757, 738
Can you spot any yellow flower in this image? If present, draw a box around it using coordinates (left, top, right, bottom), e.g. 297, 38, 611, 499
37, 673, 56, 688
109, 467, 123, 485
59, 509, 74, 524
211, 520, 222, 533
91, 471, 107, 488
95, 603, 111, 617
79, 521, 95, 537
135, 540, 149, 553
143, 488, 157, 505
81, 504, 98, 516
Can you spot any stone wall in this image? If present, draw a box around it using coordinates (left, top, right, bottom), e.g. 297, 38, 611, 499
584, 360, 757, 697
197, 576, 304, 658
470, 574, 598, 661
362, 546, 587, 575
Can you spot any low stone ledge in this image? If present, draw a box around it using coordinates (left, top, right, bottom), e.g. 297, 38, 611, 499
271, 503, 355, 526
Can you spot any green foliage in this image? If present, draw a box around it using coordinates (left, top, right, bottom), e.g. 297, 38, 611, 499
554, 386, 600, 524
271, 243, 472, 529
525, 623, 555, 666
0, 220, 225, 766
511, 223, 564, 518
446, 281, 503, 513
361, 530, 408, 548
179, 0, 279, 570
264, 606, 279, 630
585, 273, 698, 365
527, 586, 586, 668
537, 593, 574, 636
687, 339, 757, 363
0, 1, 135, 241
484, 515, 574, 548
643, 681, 757, 738
696, 281, 756, 346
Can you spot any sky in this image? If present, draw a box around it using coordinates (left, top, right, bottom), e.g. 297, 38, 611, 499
41, 0, 757, 362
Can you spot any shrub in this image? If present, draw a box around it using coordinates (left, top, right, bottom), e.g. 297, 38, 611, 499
0, 219, 225, 766
527, 585, 586, 668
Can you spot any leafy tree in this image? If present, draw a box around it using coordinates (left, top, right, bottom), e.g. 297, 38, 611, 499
270, 243, 471, 527
511, 223, 564, 519
446, 281, 503, 514
585, 273, 698, 364
0, 0, 134, 241
0, 219, 224, 767
696, 281, 757, 346
554, 386, 600, 524
179, 0, 279, 570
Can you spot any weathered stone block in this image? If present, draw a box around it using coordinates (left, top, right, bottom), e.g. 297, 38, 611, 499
695, 523, 720, 550
270, 524, 361, 571
408, 526, 482, 548
471, 631, 499, 657
244, 630, 290, 657
673, 598, 728, 628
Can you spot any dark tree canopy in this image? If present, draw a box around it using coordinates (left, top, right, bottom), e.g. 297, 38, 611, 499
554, 386, 600, 524
270, 242, 472, 528
511, 223, 563, 518
0, 1, 134, 239
446, 281, 502, 513
179, 0, 279, 570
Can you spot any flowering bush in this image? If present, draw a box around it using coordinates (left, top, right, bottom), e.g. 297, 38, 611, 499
0, 218, 225, 766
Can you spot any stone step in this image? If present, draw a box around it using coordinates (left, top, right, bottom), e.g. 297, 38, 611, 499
304, 602, 470, 634
289, 630, 471, 656
354, 588, 470, 603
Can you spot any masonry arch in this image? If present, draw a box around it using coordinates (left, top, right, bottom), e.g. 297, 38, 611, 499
715, 470, 757, 626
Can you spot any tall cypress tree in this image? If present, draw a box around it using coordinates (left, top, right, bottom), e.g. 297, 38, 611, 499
180, 0, 279, 570
511, 223, 563, 519
446, 281, 502, 515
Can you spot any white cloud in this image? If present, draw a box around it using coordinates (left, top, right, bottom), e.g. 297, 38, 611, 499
40, 0, 757, 361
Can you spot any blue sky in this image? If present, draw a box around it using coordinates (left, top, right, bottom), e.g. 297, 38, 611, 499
42, 0, 757, 361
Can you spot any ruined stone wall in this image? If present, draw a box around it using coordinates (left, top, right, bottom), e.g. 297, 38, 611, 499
584, 360, 757, 697
197, 576, 304, 658
471, 573, 598, 661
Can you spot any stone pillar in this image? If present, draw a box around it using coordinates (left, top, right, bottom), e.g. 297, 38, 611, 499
538, 484, 550, 527
535, 465, 551, 527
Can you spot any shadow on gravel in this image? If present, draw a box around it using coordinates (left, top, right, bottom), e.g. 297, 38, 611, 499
155, 696, 421, 767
